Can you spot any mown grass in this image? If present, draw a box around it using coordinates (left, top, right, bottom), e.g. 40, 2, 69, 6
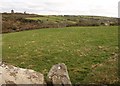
2, 26, 118, 84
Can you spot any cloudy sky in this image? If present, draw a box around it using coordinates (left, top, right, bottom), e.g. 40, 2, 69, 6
0, 0, 119, 17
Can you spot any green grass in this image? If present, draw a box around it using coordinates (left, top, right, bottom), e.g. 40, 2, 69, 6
26, 16, 67, 24
2, 26, 118, 84
26, 16, 65, 22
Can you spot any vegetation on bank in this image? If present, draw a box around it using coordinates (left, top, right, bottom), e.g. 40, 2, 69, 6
2, 13, 118, 33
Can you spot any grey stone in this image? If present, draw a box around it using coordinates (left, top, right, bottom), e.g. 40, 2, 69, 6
0, 63, 44, 85
47, 63, 72, 86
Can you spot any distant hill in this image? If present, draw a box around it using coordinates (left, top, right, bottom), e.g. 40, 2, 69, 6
2, 13, 118, 33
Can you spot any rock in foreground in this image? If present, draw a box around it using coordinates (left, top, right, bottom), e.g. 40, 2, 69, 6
0, 63, 44, 85
48, 63, 72, 86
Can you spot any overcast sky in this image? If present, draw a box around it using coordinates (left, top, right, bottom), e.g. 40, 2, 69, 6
0, 0, 119, 17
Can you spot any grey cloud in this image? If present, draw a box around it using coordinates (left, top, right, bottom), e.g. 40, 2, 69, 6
0, 0, 118, 17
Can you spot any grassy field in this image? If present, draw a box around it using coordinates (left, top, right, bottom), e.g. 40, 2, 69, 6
2, 26, 118, 84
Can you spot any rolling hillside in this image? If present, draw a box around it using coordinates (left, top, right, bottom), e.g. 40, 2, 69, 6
2, 13, 118, 33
